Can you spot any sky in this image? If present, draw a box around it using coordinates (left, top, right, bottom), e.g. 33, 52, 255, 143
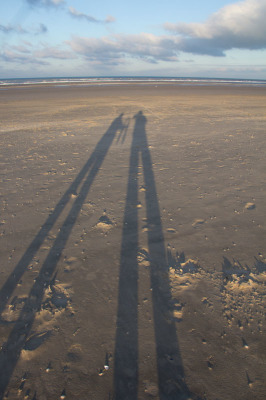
0, 0, 266, 79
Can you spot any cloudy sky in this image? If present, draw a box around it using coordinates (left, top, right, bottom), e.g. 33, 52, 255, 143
1, 0, 266, 79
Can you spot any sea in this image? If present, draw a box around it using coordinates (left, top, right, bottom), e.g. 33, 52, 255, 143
0, 76, 266, 87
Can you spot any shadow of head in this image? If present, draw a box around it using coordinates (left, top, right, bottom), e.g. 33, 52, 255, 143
134, 110, 145, 120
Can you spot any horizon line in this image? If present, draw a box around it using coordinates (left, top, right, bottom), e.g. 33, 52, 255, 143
1, 75, 266, 82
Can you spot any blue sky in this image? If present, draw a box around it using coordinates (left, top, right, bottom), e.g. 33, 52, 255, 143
1, 0, 266, 79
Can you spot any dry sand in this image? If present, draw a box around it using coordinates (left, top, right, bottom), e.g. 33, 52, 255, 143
0, 83, 265, 400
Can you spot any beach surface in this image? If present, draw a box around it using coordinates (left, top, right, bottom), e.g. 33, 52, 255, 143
0, 83, 265, 400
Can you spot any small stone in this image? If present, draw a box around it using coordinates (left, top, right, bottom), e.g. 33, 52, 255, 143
245, 202, 256, 210
60, 391, 66, 400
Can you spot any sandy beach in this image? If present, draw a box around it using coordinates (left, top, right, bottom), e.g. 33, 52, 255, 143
0, 83, 265, 400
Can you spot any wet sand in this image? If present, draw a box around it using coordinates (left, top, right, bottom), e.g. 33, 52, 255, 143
0, 84, 265, 400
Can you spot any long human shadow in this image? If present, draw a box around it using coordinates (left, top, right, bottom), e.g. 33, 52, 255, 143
114, 111, 190, 399
0, 114, 126, 398
0, 114, 125, 319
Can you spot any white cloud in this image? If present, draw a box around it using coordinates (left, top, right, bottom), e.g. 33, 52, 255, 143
12, 45, 32, 53
68, 7, 115, 24
2, 42, 74, 64
0, 50, 49, 65
66, 0, 266, 65
26, 0, 64, 7
67, 33, 181, 64
0, 23, 47, 35
164, 0, 266, 55
34, 46, 74, 59
3, 0, 266, 76
0, 24, 27, 34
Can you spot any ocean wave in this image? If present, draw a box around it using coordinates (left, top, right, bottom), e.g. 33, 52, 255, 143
1, 77, 266, 87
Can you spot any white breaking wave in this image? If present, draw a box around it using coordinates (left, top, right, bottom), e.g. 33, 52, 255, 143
0, 77, 266, 87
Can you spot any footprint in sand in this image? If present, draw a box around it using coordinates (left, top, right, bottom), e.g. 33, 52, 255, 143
81, 201, 94, 213
17, 282, 74, 363
33, 281, 74, 336
141, 225, 149, 233
66, 343, 83, 362
172, 301, 184, 322
63, 256, 78, 272
24, 331, 52, 351
139, 185, 146, 192
1, 296, 27, 323
166, 228, 176, 234
43, 282, 73, 310
168, 248, 202, 295
94, 211, 114, 233
137, 248, 150, 268
221, 257, 266, 330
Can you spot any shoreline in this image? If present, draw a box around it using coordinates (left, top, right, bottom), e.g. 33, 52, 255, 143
1, 82, 266, 97
1, 76, 266, 90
